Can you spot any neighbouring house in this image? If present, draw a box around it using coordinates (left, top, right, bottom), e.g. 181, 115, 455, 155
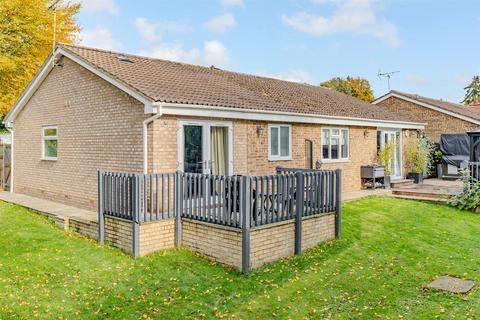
4, 44, 424, 212
373, 90, 480, 143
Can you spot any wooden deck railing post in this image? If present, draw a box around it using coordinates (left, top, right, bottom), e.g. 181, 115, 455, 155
98, 170, 105, 244
335, 169, 342, 239
295, 172, 304, 255
241, 176, 251, 273
132, 174, 140, 258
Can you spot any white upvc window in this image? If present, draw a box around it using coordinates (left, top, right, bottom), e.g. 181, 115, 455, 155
42, 126, 58, 160
268, 124, 292, 161
322, 127, 349, 162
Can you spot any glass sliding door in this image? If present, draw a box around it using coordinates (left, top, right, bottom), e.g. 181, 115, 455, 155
377, 129, 402, 179
210, 126, 229, 175
184, 125, 204, 173
178, 121, 233, 175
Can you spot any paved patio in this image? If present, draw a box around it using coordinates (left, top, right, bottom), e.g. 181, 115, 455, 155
0, 192, 97, 233
391, 178, 462, 202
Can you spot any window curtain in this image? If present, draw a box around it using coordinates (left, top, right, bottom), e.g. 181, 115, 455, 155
211, 127, 228, 175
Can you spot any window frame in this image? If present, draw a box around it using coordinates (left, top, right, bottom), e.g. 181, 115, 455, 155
321, 127, 349, 163
42, 125, 58, 161
268, 124, 292, 161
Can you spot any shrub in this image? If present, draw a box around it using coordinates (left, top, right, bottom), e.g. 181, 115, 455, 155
407, 136, 435, 174
377, 142, 394, 176
448, 169, 480, 212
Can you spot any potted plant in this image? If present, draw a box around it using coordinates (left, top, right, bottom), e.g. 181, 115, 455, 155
407, 136, 434, 184
377, 142, 394, 189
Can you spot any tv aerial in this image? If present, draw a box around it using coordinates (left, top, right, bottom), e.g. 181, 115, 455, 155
378, 70, 400, 91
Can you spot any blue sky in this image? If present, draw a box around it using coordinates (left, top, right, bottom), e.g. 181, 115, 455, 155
78, 0, 480, 102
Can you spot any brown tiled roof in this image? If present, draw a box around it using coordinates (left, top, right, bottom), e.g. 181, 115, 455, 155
389, 90, 480, 121
60, 44, 418, 123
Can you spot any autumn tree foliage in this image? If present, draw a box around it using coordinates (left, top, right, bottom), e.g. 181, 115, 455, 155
320, 76, 375, 102
0, 0, 81, 117
462, 76, 480, 105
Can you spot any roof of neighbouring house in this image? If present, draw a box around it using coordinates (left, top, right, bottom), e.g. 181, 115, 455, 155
374, 90, 480, 122
53, 44, 419, 123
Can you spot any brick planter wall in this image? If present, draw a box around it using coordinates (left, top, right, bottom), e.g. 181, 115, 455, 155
182, 219, 243, 269
139, 219, 176, 256
96, 212, 336, 271
249, 213, 335, 269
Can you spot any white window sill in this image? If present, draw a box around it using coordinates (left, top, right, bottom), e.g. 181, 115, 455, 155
41, 157, 58, 161
320, 159, 350, 164
268, 156, 292, 162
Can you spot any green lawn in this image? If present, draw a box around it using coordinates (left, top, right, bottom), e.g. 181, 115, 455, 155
1, 197, 479, 319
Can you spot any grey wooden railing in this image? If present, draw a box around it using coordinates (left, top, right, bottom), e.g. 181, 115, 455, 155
98, 169, 342, 267
99, 170, 341, 228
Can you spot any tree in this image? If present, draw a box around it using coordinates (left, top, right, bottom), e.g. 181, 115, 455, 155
0, 0, 81, 117
462, 76, 480, 105
320, 76, 374, 102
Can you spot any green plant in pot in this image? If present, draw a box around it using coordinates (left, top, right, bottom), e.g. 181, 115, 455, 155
407, 136, 434, 184
377, 142, 394, 189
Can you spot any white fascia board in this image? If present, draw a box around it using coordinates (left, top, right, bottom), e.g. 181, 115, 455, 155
4, 47, 154, 125
154, 102, 425, 130
373, 92, 480, 126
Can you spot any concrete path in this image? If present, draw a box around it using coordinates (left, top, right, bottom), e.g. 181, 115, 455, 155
0, 191, 97, 224
342, 188, 391, 202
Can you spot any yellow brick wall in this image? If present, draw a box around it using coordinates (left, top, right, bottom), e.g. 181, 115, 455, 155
69, 218, 98, 240
13, 57, 145, 210
182, 219, 242, 269
249, 213, 335, 269
301, 213, 335, 251
376, 96, 477, 143
151, 118, 378, 191
104, 216, 133, 254
139, 219, 176, 256
250, 221, 295, 269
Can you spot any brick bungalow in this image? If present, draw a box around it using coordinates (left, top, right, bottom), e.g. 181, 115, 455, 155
4, 44, 423, 211
373, 90, 480, 142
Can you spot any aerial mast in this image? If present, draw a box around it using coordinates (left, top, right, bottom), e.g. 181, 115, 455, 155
48, 0, 61, 64
377, 70, 400, 91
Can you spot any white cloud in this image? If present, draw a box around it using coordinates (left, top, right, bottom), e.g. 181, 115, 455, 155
81, 0, 119, 15
282, 0, 400, 48
260, 69, 316, 84
219, 0, 244, 8
134, 18, 159, 43
139, 40, 229, 67
404, 74, 427, 86
133, 17, 191, 44
80, 26, 121, 50
203, 40, 230, 66
205, 13, 236, 33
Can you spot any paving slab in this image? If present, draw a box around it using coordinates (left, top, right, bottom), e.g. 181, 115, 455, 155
427, 275, 475, 294
0, 192, 97, 223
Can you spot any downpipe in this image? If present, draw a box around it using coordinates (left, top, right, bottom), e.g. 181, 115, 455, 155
142, 104, 164, 174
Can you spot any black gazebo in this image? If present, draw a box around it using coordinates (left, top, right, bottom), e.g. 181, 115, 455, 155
467, 129, 480, 162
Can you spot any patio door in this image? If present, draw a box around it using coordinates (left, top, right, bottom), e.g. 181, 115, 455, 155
178, 120, 233, 175
377, 129, 402, 179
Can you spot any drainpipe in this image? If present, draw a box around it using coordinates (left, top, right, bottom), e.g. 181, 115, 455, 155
9, 127, 13, 193
142, 104, 163, 174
